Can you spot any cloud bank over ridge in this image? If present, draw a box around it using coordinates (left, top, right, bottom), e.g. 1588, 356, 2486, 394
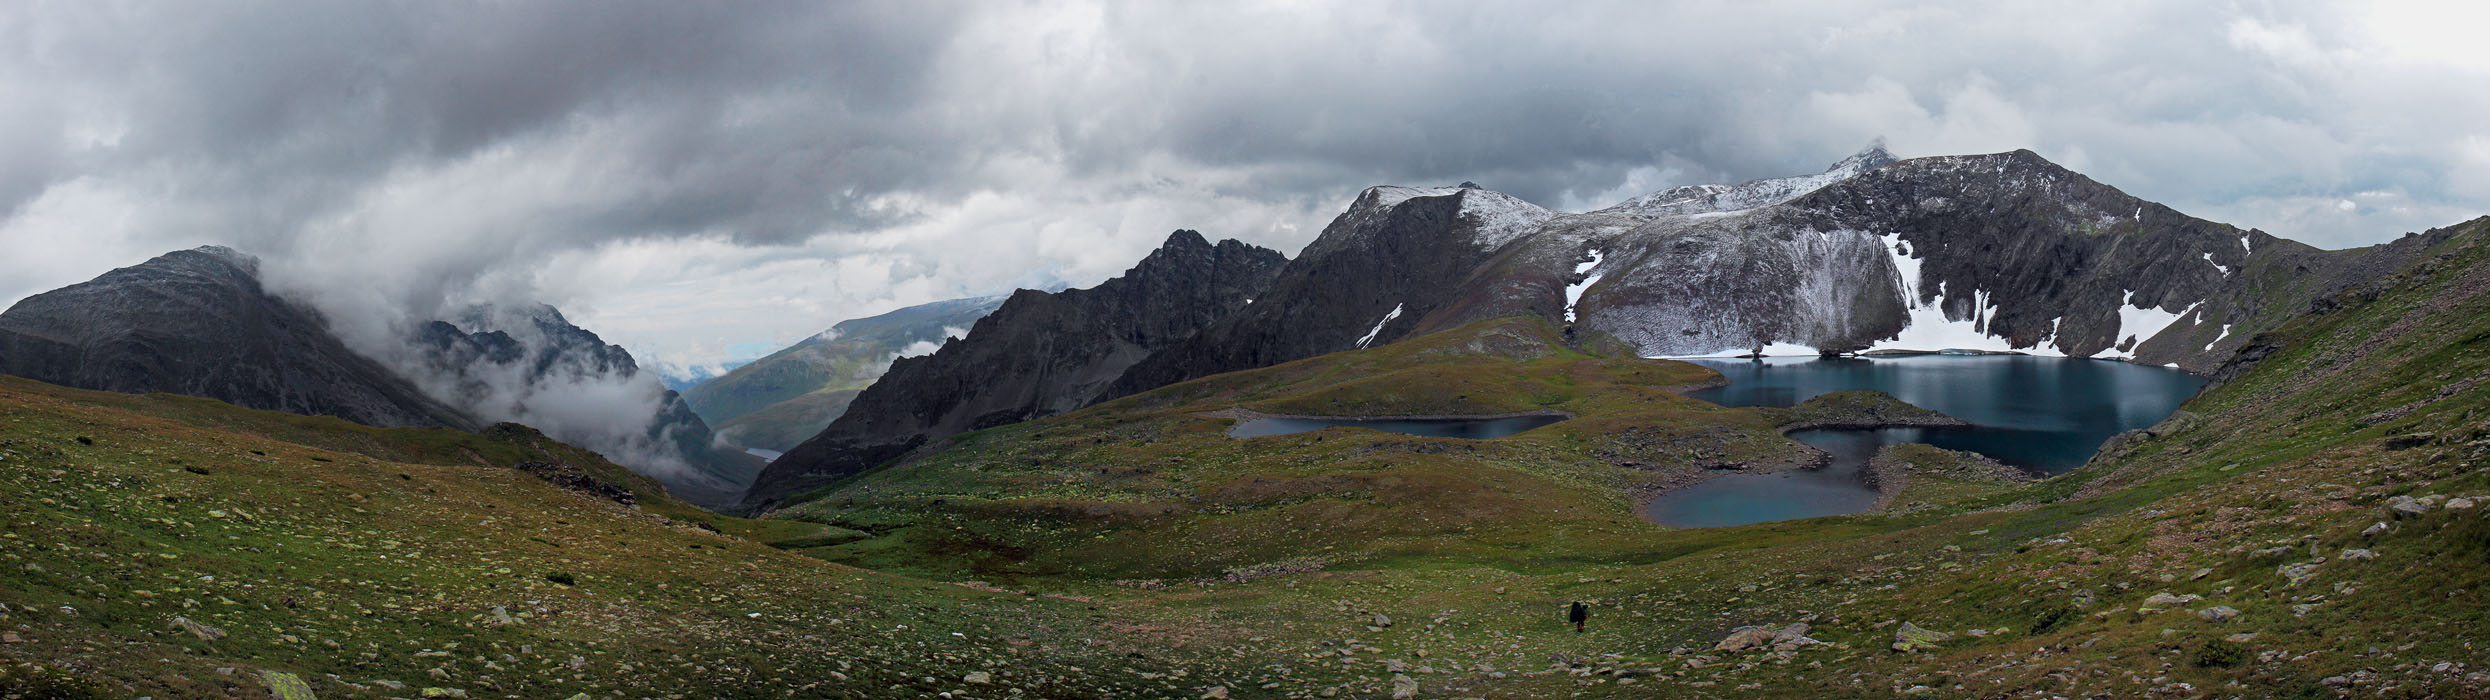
1, 1, 2484, 372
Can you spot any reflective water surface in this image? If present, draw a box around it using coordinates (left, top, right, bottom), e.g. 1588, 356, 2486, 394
1645, 355, 2204, 528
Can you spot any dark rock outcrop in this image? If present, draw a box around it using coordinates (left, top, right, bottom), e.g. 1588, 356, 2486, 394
0, 247, 474, 429
742, 230, 1286, 509
513, 460, 638, 506
1106, 185, 1548, 400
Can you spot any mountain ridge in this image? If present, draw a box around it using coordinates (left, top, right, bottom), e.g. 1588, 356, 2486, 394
0, 246, 478, 430
742, 229, 1287, 509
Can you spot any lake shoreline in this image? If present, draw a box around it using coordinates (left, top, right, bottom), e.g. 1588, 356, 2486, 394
1637, 355, 2200, 528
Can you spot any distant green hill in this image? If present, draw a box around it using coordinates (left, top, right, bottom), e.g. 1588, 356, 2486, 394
684, 296, 1004, 451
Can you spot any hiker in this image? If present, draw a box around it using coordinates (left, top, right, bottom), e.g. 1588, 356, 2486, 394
1568, 601, 1588, 632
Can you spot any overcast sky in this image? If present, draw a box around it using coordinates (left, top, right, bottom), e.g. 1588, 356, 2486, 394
4, 1, 2485, 375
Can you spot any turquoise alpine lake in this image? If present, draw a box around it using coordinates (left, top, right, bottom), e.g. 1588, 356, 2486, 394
1644, 355, 2206, 528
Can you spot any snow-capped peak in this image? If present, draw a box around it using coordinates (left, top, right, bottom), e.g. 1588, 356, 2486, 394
1827, 140, 1898, 173
1353, 184, 1553, 249
1361, 185, 1462, 211
1455, 188, 1555, 249
1592, 142, 1898, 222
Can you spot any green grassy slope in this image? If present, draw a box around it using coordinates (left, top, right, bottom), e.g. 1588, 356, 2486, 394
684, 296, 1002, 430
713, 388, 860, 452
0, 379, 1290, 699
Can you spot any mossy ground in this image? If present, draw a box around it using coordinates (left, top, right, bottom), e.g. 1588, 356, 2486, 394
9, 220, 2490, 698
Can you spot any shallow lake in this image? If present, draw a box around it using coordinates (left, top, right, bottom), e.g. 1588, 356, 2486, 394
1644, 355, 2205, 528
1227, 414, 1568, 439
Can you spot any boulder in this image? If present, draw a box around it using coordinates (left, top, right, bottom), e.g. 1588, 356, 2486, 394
1712, 626, 1780, 652
2140, 592, 2201, 608
1391, 674, 1418, 699
1891, 622, 1952, 653
2197, 606, 2241, 622
2341, 548, 2378, 561
171, 616, 227, 641
2278, 561, 2322, 586
260, 671, 317, 700
2384, 433, 2435, 450
2386, 495, 2432, 519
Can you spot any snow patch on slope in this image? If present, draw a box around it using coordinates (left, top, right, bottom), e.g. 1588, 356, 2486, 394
2098, 291, 2199, 360
1356, 303, 1404, 349
2205, 323, 2232, 352
2202, 252, 2231, 275
1861, 231, 2066, 356
1564, 249, 1605, 323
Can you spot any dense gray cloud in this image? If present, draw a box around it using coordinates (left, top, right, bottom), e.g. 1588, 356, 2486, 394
2, 1, 2484, 376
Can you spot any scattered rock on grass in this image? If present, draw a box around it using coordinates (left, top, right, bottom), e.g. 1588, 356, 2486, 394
2141, 592, 2201, 608
2387, 495, 2432, 519
1891, 622, 1952, 652
171, 616, 227, 641
2278, 561, 2323, 586
260, 671, 316, 700
1713, 623, 1822, 652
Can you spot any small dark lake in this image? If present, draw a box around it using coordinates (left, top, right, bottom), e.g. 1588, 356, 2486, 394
1227, 414, 1568, 439
1644, 355, 2205, 528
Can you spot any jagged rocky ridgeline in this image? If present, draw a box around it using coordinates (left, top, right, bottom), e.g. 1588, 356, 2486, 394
0, 247, 756, 509
746, 145, 2453, 510
741, 230, 1286, 509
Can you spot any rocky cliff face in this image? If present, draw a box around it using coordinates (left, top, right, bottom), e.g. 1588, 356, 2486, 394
0, 247, 475, 429
742, 230, 1286, 509
1104, 185, 1554, 399
1547, 150, 2419, 368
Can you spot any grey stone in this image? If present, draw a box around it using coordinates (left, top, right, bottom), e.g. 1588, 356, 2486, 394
2141, 592, 2201, 608
2387, 495, 2431, 519
1891, 622, 1953, 653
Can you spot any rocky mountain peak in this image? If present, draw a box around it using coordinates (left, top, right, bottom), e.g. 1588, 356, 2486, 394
743, 231, 1286, 510
1829, 140, 1898, 173
0, 246, 475, 430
